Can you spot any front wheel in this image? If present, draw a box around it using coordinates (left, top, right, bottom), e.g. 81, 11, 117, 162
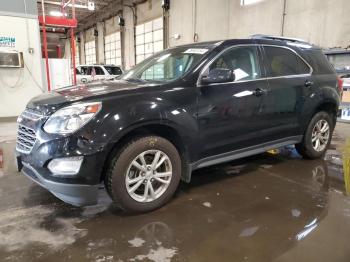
105, 136, 181, 213
295, 111, 333, 159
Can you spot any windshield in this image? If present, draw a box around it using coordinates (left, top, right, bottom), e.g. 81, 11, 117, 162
121, 46, 210, 83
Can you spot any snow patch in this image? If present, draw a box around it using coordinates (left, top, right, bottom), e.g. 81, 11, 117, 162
202, 202, 212, 208
0, 205, 87, 252
128, 237, 146, 248
291, 209, 301, 217
130, 246, 177, 262
239, 226, 259, 237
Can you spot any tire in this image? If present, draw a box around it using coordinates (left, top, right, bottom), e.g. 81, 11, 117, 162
105, 136, 181, 213
295, 111, 333, 159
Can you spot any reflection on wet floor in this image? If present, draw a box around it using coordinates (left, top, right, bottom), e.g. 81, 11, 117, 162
0, 126, 350, 262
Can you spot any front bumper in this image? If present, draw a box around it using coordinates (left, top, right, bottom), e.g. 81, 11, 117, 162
21, 161, 99, 206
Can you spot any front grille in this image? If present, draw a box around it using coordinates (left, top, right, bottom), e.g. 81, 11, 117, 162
16, 124, 37, 154
20, 108, 44, 121
16, 108, 44, 154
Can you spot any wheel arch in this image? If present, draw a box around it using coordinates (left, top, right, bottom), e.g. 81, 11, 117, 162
313, 101, 338, 127
100, 122, 192, 184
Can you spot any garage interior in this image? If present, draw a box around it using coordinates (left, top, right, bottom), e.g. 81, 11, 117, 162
1, 0, 350, 261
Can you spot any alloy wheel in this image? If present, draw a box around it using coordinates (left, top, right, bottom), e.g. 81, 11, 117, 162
125, 150, 173, 203
311, 119, 330, 152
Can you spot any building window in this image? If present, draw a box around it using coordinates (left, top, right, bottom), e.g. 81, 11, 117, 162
135, 17, 163, 64
105, 32, 122, 66
85, 40, 96, 65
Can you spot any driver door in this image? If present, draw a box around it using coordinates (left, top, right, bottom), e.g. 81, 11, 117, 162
197, 45, 269, 159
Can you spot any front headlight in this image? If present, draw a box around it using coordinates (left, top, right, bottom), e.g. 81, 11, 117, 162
43, 102, 102, 134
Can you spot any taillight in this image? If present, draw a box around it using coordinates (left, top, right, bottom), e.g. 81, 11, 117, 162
337, 76, 344, 94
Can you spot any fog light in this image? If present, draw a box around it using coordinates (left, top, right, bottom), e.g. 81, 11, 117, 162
48, 156, 83, 176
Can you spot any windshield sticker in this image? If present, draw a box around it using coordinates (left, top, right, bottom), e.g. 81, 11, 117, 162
183, 48, 209, 55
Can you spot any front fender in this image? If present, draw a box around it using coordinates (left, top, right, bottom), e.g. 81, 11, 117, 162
86, 92, 199, 161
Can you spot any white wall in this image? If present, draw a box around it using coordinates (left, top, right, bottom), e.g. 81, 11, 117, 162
284, 0, 350, 48
169, 0, 350, 48
0, 15, 44, 118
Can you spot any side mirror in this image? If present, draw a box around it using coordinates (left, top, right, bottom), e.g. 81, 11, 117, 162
201, 68, 235, 85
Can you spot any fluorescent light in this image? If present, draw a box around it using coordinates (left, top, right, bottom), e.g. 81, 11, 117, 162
46, 1, 95, 11
49, 10, 67, 17
241, 0, 264, 6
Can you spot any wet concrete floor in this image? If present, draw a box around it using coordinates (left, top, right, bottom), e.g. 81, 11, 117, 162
0, 122, 350, 262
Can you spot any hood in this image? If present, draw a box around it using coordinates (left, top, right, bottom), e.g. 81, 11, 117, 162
27, 80, 153, 114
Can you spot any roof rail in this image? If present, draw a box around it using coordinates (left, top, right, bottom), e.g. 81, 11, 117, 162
250, 34, 310, 44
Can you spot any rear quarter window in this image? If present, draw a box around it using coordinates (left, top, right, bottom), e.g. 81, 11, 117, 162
304, 50, 335, 75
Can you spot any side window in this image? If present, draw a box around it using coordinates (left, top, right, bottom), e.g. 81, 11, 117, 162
86, 67, 92, 75
79, 66, 88, 75
306, 50, 334, 74
94, 66, 105, 75
264, 46, 310, 77
209, 46, 261, 81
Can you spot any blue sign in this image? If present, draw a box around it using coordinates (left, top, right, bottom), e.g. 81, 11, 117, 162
0, 36, 16, 47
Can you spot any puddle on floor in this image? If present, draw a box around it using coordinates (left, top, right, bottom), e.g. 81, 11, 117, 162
0, 126, 350, 261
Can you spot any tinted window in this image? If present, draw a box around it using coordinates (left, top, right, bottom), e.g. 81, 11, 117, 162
306, 50, 335, 74
264, 46, 310, 77
209, 46, 261, 81
94, 66, 105, 75
105, 66, 122, 75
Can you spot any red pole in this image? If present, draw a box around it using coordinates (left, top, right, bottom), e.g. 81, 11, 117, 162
71, 28, 77, 85
71, 0, 77, 85
56, 45, 62, 58
41, 0, 51, 91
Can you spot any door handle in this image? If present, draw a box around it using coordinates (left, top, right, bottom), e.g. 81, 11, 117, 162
305, 80, 314, 87
253, 88, 267, 97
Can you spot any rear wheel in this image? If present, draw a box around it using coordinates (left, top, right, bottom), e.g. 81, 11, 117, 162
105, 136, 181, 213
295, 111, 333, 159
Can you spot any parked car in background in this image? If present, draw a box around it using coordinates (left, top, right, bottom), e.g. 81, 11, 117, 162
324, 49, 350, 91
16, 36, 341, 212
76, 65, 123, 84
324, 49, 350, 120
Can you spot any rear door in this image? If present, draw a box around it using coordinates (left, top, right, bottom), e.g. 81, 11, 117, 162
259, 45, 313, 141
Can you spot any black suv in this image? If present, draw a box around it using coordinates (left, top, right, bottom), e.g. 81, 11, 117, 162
16, 35, 341, 212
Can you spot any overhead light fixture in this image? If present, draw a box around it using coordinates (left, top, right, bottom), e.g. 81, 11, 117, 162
49, 10, 68, 17
46, 1, 95, 11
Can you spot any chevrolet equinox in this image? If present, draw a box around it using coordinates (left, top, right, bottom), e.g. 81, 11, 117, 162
16, 35, 342, 212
